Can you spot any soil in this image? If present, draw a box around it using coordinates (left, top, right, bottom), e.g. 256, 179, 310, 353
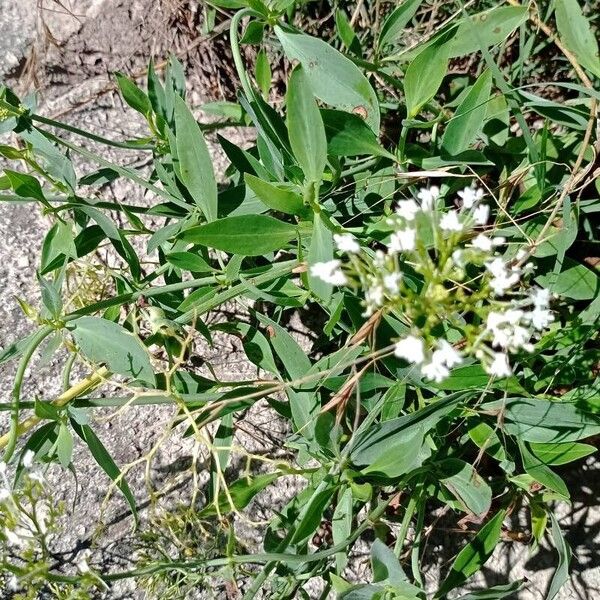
0, 1, 599, 598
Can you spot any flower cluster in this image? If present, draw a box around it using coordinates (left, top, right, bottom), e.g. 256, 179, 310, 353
310, 184, 555, 381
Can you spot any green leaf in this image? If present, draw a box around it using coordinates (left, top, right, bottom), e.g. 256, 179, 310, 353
442, 70, 492, 155
332, 487, 353, 572
174, 95, 218, 221
335, 9, 361, 55
481, 398, 600, 443
286, 65, 328, 182
519, 440, 569, 498
438, 459, 492, 516
41, 221, 77, 272
38, 274, 63, 319
555, 0, 600, 78
436, 510, 506, 597
69, 316, 155, 386
322, 109, 393, 158
468, 421, 506, 461
165, 251, 214, 272
199, 472, 279, 517
115, 73, 152, 115
536, 258, 599, 300
351, 394, 462, 477
255, 49, 272, 99
57, 423, 74, 468
180, 214, 297, 256
244, 173, 306, 216
404, 39, 449, 118
378, 0, 422, 50
447, 6, 528, 58
256, 313, 311, 380
256, 312, 316, 437
71, 421, 138, 525
370, 539, 415, 589
275, 26, 380, 132
546, 512, 572, 600
290, 484, 336, 545
209, 413, 234, 502
308, 213, 334, 302
529, 441, 595, 466
4, 169, 47, 204
454, 581, 525, 600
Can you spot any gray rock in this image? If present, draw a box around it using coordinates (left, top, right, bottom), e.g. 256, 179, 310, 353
0, 0, 37, 80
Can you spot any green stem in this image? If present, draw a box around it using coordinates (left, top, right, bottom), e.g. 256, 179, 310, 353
230, 9, 262, 101
393, 492, 418, 557
3, 325, 54, 462
61, 352, 77, 392
410, 493, 425, 588
174, 260, 297, 325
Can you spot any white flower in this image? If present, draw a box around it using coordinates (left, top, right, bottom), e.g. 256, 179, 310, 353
440, 210, 463, 233
452, 249, 465, 268
396, 199, 420, 221
436, 340, 463, 368
486, 309, 532, 350
0, 461, 6, 476
487, 352, 512, 377
417, 186, 440, 211
472, 204, 489, 225
486, 258, 520, 295
365, 283, 385, 308
22, 450, 35, 469
383, 272, 402, 295
7, 575, 18, 591
373, 250, 386, 268
531, 287, 551, 309
389, 227, 416, 252
458, 186, 484, 209
528, 307, 554, 330
310, 260, 347, 286
472, 233, 493, 252
333, 233, 360, 254
421, 357, 450, 382
394, 335, 425, 365
0, 488, 10, 502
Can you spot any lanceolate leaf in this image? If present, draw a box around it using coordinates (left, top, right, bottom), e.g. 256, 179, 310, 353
481, 398, 600, 443
404, 39, 449, 118
436, 510, 506, 597
378, 0, 422, 50
447, 6, 528, 58
69, 316, 155, 386
244, 173, 306, 216
518, 440, 569, 498
322, 109, 393, 158
199, 472, 279, 517
442, 70, 492, 155
71, 421, 138, 525
174, 95, 218, 221
286, 65, 328, 182
555, 0, 600, 78
308, 213, 334, 302
275, 26, 380, 132
180, 214, 297, 256
546, 512, 572, 600
438, 459, 492, 517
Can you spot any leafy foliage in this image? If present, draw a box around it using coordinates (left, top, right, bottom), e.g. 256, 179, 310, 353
0, 0, 599, 598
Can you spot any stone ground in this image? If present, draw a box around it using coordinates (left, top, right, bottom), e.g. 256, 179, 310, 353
0, 1, 599, 598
